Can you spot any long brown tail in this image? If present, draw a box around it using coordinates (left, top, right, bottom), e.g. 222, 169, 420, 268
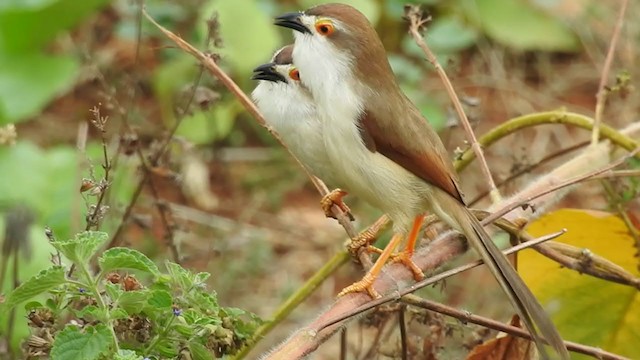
437, 193, 569, 359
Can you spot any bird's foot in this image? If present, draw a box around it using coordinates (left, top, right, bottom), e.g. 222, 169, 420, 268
337, 273, 380, 299
321, 188, 354, 221
348, 227, 382, 257
389, 250, 425, 281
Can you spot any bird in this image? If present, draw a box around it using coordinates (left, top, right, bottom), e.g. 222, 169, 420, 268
274, 3, 569, 359
251, 45, 353, 221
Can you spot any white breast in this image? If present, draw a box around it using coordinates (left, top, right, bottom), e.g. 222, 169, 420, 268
252, 82, 336, 185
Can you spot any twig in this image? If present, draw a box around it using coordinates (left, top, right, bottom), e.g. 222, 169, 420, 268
468, 141, 587, 206
591, 0, 629, 145
340, 328, 347, 360
484, 148, 640, 225
454, 111, 640, 172
398, 307, 408, 360
401, 295, 627, 360
405, 6, 500, 203
473, 211, 640, 289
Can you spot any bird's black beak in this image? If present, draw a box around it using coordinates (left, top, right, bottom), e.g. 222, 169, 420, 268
251, 63, 286, 83
274, 12, 310, 34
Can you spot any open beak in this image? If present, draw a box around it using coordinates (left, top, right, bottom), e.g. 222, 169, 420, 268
251, 63, 286, 83
274, 12, 310, 34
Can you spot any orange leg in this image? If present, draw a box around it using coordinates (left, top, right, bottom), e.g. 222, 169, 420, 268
337, 233, 404, 299
389, 215, 426, 281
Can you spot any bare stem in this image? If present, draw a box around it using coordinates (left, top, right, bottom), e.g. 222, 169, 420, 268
591, 0, 629, 145
406, 6, 500, 203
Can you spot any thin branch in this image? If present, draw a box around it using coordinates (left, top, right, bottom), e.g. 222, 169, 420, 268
484, 148, 640, 225
454, 111, 640, 172
401, 295, 627, 360
405, 6, 500, 203
468, 141, 587, 206
398, 307, 408, 360
591, 0, 629, 145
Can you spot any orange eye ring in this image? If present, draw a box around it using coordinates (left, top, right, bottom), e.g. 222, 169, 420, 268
289, 68, 300, 81
315, 20, 335, 36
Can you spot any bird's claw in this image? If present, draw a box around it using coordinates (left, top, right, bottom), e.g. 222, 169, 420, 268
321, 188, 354, 221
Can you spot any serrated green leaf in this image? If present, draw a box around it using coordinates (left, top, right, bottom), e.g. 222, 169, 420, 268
148, 289, 172, 309
174, 323, 193, 337
118, 290, 148, 314
165, 261, 193, 289
194, 272, 210, 284
463, 0, 579, 52
52, 231, 108, 265
99, 247, 159, 275
156, 338, 179, 358
110, 308, 129, 320
189, 341, 214, 360
114, 349, 144, 360
50, 323, 112, 360
4, 266, 65, 309
104, 282, 123, 302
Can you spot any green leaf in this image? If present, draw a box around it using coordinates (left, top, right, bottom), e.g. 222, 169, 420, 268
0, 0, 111, 53
104, 282, 123, 302
24, 301, 43, 311
4, 266, 65, 309
156, 338, 179, 358
463, 0, 579, 51
50, 323, 112, 360
110, 308, 129, 320
118, 290, 148, 314
99, 247, 160, 275
148, 289, 172, 309
0, 53, 78, 124
189, 341, 214, 360
73, 305, 105, 322
52, 231, 108, 265
209, 0, 281, 75
114, 349, 144, 360
165, 261, 194, 289
426, 16, 478, 53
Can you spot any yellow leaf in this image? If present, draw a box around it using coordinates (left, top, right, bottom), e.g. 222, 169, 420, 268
521, 209, 639, 359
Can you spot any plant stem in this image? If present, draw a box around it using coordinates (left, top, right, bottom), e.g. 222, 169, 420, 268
77, 262, 120, 352
454, 111, 640, 172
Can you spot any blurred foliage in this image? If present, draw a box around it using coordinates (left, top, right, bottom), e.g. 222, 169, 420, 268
0, 0, 110, 124
522, 209, 640, 360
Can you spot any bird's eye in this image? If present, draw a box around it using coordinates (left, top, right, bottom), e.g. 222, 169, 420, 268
314, 20, 335, 36
289, 68, 300, 81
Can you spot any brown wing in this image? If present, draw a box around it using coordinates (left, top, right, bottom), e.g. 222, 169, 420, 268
358, 108, 465, 204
